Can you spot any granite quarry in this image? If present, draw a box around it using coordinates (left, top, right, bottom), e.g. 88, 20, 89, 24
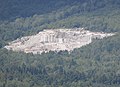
4, 28, 115, 54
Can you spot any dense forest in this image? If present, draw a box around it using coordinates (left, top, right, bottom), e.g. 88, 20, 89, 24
0, 0, 120, 87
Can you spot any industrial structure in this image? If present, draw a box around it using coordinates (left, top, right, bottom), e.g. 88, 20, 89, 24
4, 28, 115, 54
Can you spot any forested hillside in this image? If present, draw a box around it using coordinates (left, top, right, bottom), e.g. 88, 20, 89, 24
0, 0, 120, 87
0, 0, 76, 20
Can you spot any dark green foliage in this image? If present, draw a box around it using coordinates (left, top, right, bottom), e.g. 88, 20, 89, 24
0, 0, 76, 20
0, 35, 120, 87
0, 0, 120, 87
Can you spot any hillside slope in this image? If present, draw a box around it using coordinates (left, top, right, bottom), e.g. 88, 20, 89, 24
0, 0, 120, 48
0, 0, 120, 87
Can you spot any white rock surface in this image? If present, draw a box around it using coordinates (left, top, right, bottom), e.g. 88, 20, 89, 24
4, 28, 115, 54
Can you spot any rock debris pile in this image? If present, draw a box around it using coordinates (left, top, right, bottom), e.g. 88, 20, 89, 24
4, 28, 115, 54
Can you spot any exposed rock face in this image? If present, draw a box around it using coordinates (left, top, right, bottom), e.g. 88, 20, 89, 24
4, 28, 115, 54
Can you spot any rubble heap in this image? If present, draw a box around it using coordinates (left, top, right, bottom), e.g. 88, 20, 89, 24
4, 28, 115, 54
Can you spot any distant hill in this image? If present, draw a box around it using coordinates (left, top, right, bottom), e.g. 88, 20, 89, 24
0, 0, 120, 20
0, 0, 76, 20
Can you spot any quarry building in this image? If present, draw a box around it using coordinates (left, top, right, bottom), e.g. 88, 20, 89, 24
4, 28, 115, 54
